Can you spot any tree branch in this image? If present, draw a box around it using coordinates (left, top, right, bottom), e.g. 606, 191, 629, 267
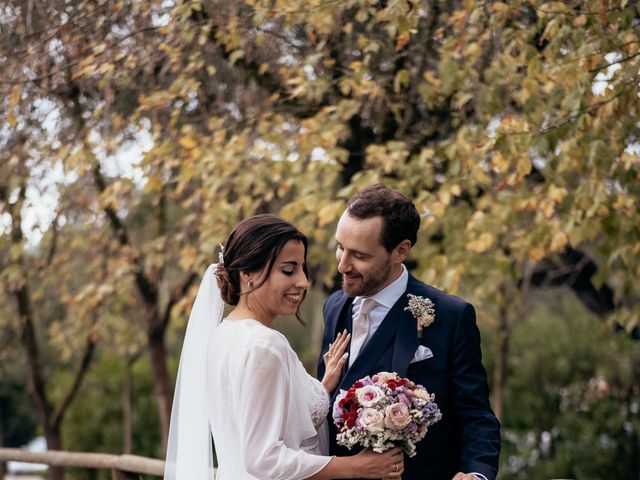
589, 51, 640, 73
51, 321, 98, 430
528, 247, 638, 339
7, 180, 53, 427
2, 25, 163, 85
162, 272, 199, 331
90, 160, 159, 308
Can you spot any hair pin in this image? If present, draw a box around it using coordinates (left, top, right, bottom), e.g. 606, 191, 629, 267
218, 243, 225, 264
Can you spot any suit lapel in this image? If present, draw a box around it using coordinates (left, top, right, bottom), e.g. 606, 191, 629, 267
392, 275, 432, 377
338, 275, 422, 391
337, 300, 401, 393
327, 292, 352, 340
333, 274, 432, 397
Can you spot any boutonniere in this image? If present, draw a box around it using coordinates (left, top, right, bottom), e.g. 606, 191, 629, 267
404, 294, 435, 338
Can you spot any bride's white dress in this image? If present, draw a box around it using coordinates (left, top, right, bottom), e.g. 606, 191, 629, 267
207, 319, 332, 480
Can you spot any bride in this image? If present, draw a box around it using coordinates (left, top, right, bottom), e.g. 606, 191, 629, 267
164, 214, 404, 479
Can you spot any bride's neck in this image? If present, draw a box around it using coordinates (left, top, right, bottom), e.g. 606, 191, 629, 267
226, 300, 274, 327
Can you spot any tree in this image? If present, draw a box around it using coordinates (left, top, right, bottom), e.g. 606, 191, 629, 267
492, 289, 640, 479
1, 0, 638, 469
0, 158, 106, 480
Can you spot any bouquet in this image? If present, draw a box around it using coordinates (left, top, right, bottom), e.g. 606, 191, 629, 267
332, 372, 441, 458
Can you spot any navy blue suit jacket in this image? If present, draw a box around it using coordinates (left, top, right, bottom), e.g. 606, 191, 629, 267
317, 274, 501, 480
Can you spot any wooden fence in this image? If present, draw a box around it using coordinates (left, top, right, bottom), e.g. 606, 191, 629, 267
0, 448, 165, 479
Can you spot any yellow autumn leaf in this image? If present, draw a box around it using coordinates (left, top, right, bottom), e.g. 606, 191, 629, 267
439, 190, 451, 206
423, 71, 441, 88
491, 2, 509, 14
317, 202, 341, 227
179, 135, 198, 149
548, 186, 568, 203
491, 152, 509, 173
550, 232, 569, 252
539, 199, 556, 219
516, 156, 532, 178
573, 15, 587, 27
464, 42, 481, 58
467, 233, 494, 253
8, 85, 21, 128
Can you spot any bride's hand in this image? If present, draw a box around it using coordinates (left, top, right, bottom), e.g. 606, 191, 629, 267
353, 447, 404, 478
321, 330, 350, 393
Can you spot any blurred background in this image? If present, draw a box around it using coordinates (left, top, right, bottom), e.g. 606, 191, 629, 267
1, 1, 638, 479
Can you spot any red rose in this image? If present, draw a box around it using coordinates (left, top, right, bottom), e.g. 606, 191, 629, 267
353, 381, 364, 388
345, 412, 357, 428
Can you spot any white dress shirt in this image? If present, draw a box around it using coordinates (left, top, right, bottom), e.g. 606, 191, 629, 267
351, 265, 408, 345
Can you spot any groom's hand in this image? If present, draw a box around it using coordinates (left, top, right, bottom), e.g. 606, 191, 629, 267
321, 329, 351, 393
452, 473, 486, 480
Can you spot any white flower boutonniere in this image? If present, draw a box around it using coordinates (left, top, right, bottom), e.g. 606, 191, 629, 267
404, 294, 435, 338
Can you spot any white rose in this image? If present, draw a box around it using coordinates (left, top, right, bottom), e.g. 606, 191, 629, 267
384, 402, 412, 430
409, 387, 430, 401
372, 371, 397, 383
356, 385, 385, 408
359, 408, 385, 432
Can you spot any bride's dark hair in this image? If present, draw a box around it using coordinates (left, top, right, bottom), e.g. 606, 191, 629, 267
215, 214, 309, 321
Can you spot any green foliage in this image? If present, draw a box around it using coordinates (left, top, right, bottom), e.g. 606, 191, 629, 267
487, 288, 640, 479
61, 353, 162, 459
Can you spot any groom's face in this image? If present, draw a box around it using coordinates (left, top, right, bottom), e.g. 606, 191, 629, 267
335, 212, 395, 297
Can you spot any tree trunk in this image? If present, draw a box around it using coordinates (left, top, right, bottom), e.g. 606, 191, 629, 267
44, 425, 64, 480
148, 328, 172, 453
491, 302, 510, 423
122, 359, 133, 455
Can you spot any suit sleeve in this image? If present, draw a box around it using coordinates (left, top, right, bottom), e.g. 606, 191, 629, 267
451, 303, 501, 480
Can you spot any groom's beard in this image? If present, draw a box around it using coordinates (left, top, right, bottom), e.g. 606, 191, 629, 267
342, 257, 393, 297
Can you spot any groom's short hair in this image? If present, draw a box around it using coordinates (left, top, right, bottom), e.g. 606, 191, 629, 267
346, 184, 420, 252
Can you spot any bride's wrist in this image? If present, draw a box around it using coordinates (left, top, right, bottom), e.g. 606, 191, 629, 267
322, 378, 332, 393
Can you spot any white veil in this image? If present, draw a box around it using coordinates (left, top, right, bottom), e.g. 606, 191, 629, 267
164, 263, 224, 480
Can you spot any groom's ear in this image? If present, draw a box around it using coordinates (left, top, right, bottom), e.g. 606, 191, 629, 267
393, 239, 412, 263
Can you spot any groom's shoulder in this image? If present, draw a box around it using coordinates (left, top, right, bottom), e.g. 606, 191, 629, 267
324, 289, 347, 309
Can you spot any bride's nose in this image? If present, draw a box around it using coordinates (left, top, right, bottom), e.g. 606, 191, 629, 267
295, 271, 310, 290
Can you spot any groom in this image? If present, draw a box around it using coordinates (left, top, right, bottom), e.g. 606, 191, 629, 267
317, 184, 501, 480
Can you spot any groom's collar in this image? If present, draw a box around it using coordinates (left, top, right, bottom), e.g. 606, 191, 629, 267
354, 264, 408, 310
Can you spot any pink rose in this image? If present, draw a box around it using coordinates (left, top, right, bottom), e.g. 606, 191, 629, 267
384, 402, 411, 430
359, 408, 385, 432
356, 385, 384, 407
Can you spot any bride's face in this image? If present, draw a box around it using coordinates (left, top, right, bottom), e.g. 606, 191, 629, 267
249, 239, 309, 321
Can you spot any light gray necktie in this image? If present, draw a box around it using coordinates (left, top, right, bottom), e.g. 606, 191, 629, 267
349, 297, 376, 367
